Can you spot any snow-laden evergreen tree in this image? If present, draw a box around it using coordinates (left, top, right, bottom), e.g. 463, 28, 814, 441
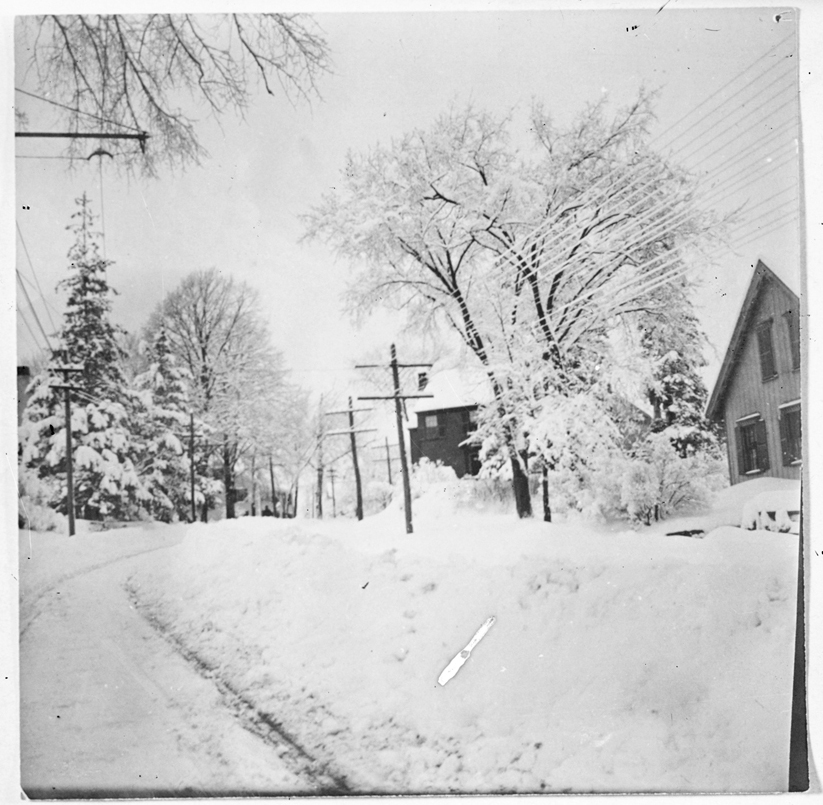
130, 326, 217, 522
19, 194, 150, 520
637, 284, 720, 457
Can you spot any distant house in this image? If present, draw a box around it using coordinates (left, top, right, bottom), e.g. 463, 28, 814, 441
706, 260, 801, 485
406, 368, 488, 478
408, 404, 482, 478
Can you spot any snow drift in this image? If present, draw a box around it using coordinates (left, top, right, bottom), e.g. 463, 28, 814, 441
125, 476, 799, 795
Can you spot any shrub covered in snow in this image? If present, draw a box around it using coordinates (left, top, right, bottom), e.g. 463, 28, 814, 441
17, 467, 66, 533
590, 431, 727, 525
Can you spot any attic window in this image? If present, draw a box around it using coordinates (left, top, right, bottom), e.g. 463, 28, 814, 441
755, 320, 777, 382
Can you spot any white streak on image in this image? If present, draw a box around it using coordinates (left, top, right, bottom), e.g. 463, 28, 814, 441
438, 616, 496, 687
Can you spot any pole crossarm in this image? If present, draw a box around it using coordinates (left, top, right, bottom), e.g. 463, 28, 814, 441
49, 384, 84, 392
354, 363, 433, 369
16, 131, 149, 141
325, 428, 377, 437
324, 408, 374, 415
358, 394, 434, 400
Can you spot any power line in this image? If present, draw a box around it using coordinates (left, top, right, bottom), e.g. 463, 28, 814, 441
16, 271, 53, 353
17, 308, 44, 355
16, 272, 63, 326
484, 46, 800, 290
15, 86, 145, 133
16, 221, 58, 333
651, 30, 795, 150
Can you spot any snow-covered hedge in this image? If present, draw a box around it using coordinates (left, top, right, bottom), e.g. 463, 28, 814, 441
17, 468, 66, 533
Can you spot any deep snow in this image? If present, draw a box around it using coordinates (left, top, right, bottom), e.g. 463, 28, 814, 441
17, 525, 318, 797
122, 479, 801, 794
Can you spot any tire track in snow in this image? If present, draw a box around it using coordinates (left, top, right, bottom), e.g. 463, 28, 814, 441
125, 583, 353, 795
19, 540, 179, 638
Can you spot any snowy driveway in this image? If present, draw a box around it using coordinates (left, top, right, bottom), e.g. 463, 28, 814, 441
18, 525, 325, 798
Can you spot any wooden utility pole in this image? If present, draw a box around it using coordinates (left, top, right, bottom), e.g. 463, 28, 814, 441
347, 399, 362, 520
372, 438, 400, 485
173, 413, 211, 523
188, 413, 196, 522
269, 455, 278, 516
358, 345, 432, 534
324, 398, 375, 521
49, 365, 84, 537
316, 437, 324, 519
328, 468, 337, 517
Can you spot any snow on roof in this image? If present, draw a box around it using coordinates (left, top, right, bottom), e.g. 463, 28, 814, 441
706, 259, 800, 421
407, 367, 492, 419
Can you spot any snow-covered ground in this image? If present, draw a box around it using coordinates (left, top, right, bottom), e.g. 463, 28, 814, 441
116, 479, 802, 794
17, 525, 323, 797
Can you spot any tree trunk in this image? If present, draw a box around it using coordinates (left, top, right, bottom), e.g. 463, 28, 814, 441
542, 464, 552, 522
315, 464, 324, 518
223, 442, 236, 519
510, 451, 532, 518
250, 454, 257, 516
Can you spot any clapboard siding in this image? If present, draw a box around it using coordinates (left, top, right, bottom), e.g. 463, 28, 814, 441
721, 278, 801, 484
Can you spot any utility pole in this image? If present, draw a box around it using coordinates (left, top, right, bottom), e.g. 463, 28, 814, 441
372, 438, 400, 485
49, 365, 84, 537
316, 434, 324, 519
173, 413, 213, 523
328, 467, 337, 517
269, 455, 278, 516
189, 413, 196, 522
324, 398, 375, 521
358, 345, 432, 534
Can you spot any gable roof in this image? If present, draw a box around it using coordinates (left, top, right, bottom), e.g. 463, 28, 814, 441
407, 367, 491, 418
705, 259, 800, 422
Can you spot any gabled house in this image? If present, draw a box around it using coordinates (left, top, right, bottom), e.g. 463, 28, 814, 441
706, 260, 801, 485
407, 368, 487, 479
409, 404, 482, 478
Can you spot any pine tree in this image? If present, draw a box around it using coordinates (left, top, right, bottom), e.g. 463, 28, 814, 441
638, 285, 719, 457
130, 327, 196, 521
19, 194, 149, 521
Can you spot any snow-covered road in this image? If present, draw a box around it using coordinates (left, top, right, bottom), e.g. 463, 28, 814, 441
19, 526, 328, 798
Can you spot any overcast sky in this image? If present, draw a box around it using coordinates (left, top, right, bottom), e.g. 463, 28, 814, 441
6, 3, 810, 408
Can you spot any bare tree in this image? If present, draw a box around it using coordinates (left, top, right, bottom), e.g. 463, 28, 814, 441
17, 14, 331, 173
304, 93, 724, 517
147, 269, 300, 518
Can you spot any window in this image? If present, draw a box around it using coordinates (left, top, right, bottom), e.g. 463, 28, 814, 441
783, 309, 800, 371
736, 415, 770, 475
423, 414, 444, 439
461, 408, 479, 435
780, 403, 802, 465
756, 320, 777, 381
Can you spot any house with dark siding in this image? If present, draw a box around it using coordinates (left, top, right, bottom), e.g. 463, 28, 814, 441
408, 404, 481, 478
706, 260, 801, 485
406, 369, 487, 478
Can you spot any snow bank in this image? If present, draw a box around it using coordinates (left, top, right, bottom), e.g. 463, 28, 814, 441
127, 501, 799, 794
647, 476, 801, 538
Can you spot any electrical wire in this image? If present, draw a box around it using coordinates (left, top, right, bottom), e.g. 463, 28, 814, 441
16, 271, 54, 353
14, 86, 145, 133
650, 30, 795, 150
16, 221, 58, 333
482, 45, 800, 292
